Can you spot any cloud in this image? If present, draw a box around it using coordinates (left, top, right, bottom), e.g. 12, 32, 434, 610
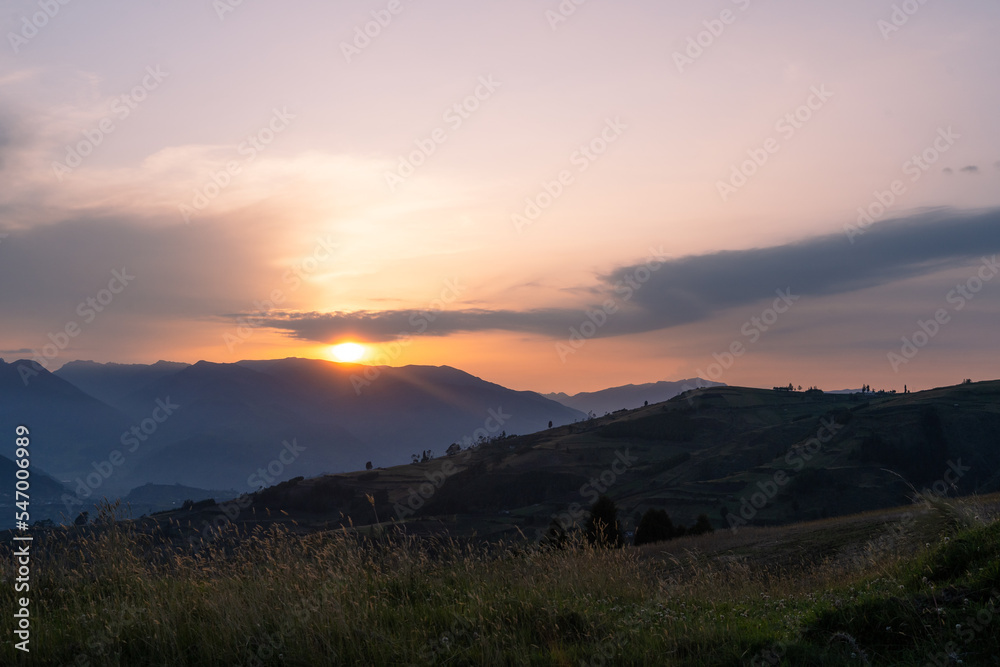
960, 165, 979, 174
259, 307, 578, 343
260, 207, 1000, 343
0, 212, 317, 364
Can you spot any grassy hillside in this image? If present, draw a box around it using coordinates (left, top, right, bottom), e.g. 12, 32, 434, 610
4, 380, 995, 664
2, 495, 998, 665
197, 380, 1000, 542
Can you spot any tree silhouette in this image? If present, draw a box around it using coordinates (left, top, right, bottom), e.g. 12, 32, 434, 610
634, 508, 674, 546
689, 514, 714, 536
365, 461, 373, 471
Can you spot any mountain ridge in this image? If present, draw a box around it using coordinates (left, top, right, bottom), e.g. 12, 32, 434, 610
545, 377, 725, 415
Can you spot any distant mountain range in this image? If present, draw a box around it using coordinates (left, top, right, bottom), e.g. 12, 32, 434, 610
0, 357, 586, 510
545, 378, 724, 416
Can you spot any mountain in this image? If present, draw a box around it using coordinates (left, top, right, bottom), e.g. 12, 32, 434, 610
546, 378, 725, 416
55, 360, 190, 406
0, 358, 135, 483
177, 380, 1000, 541
38, 357, 585, 493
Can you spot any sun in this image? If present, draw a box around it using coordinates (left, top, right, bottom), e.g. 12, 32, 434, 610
330, 342, 367, 363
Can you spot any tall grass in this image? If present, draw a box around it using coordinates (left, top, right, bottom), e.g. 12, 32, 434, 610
2, 497, 998, 666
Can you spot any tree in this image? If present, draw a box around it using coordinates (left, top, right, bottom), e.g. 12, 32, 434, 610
548, 421, 553, 429
634, 508, 675, 546
365, 461, 373, 471
446, 443, 461, 456
585, 495, 623, 547
689, 514, 714, 536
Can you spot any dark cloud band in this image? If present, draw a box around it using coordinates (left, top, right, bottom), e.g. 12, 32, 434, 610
259, 207, 1000, 343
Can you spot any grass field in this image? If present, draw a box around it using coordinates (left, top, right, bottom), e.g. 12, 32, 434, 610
3, 493, 999, 665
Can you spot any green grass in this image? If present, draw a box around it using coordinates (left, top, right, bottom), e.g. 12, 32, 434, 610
2, 500, 999, 665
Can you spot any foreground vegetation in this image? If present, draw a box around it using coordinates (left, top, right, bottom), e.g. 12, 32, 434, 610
2, 497, 999, 666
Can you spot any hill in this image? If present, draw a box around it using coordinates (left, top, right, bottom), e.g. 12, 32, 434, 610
2, 489, 997, 665
545, 377, 724, 416
171, 380, 1000, 540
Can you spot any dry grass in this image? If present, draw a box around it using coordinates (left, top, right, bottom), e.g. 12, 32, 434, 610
2, 496, 999, 665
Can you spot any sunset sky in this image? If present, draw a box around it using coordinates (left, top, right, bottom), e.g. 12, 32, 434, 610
1, 0, 999, 394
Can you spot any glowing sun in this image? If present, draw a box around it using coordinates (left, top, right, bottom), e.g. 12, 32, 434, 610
330, 342, 367, 363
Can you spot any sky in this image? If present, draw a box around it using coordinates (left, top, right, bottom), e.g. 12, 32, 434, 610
1, 0, 999, 394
